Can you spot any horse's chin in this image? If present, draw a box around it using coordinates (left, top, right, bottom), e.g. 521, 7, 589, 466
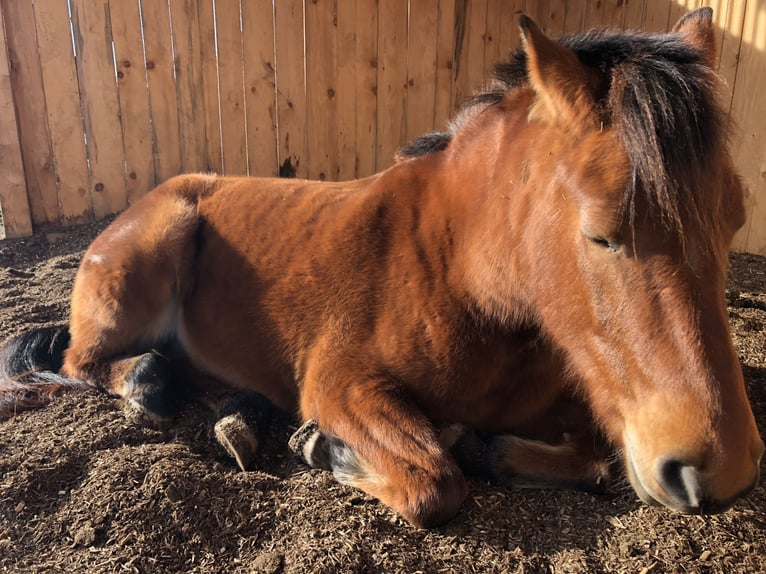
623, 449, 663, 508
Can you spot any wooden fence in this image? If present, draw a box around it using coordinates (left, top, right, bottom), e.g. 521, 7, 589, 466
0, 0, 764, 254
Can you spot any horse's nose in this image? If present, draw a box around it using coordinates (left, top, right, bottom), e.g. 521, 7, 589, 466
656, 458, 705, 511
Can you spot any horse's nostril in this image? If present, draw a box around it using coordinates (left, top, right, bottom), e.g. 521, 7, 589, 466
656, 458, 704, 510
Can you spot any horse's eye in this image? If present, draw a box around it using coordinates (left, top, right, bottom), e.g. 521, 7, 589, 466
589, 236, 619, 252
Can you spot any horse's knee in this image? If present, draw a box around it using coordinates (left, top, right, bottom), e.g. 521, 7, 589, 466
403, 465, 468, 528
289, 419, 467, 528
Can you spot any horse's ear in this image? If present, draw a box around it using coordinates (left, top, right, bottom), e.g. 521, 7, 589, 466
672, 7, 717, 68
519, 14, 596, 129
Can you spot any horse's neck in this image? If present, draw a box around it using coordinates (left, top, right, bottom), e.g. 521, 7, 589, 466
443, 100, 542, 327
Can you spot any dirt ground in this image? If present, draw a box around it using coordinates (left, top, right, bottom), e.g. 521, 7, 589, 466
0, 220, 764, 574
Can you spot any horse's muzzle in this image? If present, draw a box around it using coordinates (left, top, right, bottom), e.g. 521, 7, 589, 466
625, 443, 763, 515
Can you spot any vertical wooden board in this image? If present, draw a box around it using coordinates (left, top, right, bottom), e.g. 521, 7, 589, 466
354, 0, 377, 177
452, 0, 488, 112
562, 0, 586, 33
215, 0, 247, 175
305, 0, 338, 181
197, 0, 222, 173
0, 0, 59, 225
0, 3, 32, 238
545, 0, 567, 36
407, 0, 439, 142
495, 1, 523, 67
142, 0, 182, 182
642, 1, 672, 31
110, 0, 155, 204
274, 0, 306, 178
465, 0, 489, 97
336, 0, 357, 180
716, 0, 744, 116
582, 0, 613, 28
170, 0, 208, 174
745, 166, 766, 254
70, 0, 127, 218
729, 0, 766, 251
710, 0, 738, 150
621, 0, 646, 29
485, 0, 521, 74
433, 0, 455, 129
376, 0, 408, 171
523, 0, 548, 31
241, 0, 277, 177
450, 0, 467, 113
34, 0, 92, 223
484, 0, 502, 76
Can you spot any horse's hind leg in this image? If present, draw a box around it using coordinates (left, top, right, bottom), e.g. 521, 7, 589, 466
186, 367, 273, 471
60, 176, 203, 423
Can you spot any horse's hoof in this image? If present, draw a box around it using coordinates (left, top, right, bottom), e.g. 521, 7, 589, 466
440, 423, 489, 478
121, 352, 177, 428
214, 412, 259, 471
287, 419, 320, 463
123, 397, 174, 429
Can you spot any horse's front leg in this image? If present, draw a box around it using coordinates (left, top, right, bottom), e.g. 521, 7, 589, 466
441, 423, 612, 493
294, 363, 467, 528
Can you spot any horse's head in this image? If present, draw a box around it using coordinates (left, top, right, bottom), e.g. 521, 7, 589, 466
511, 10, 763, 513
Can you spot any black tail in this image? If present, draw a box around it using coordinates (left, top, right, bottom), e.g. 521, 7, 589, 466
0, 326, 88, 418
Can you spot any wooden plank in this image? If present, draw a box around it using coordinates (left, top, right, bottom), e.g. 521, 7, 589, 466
215, 0, 247, 175
746, 163, 766, 254
354, 0, 378, 177
582, 0, 614, 28
110, 0, 155, 204
495, 1, 524, 66
642, 1, 672, 31
0, 0, 59, 225
305, 0, 338, 181
274, 0, 306, 178
483, 0, 502, 77
0, 3, 32, 238
407, 0, 439, 142
34, 0, 91, 223
523, 0, 548, 32
462, 0, 489, 101
729, 0, 766, 252
562, 0, 586, 33
545, 0, 567, 37
376, 0, 409, 171
336, 0, 357, 180
142, 0, 182, 182
716, 0, 744, 116
70, 0, 127, 219
170, 0, 208, 174
433, 0, 455, 130
197, 0, 222, 173
621, 0, 646, 29
241, 0, 278, 177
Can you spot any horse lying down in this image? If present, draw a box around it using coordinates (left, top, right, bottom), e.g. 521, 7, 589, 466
1, 9, 762, 528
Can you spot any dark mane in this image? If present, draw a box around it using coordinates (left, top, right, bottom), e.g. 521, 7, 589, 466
401, 28, 728, 232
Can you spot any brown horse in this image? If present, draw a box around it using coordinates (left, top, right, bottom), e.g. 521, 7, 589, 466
1, 9, 762, 528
